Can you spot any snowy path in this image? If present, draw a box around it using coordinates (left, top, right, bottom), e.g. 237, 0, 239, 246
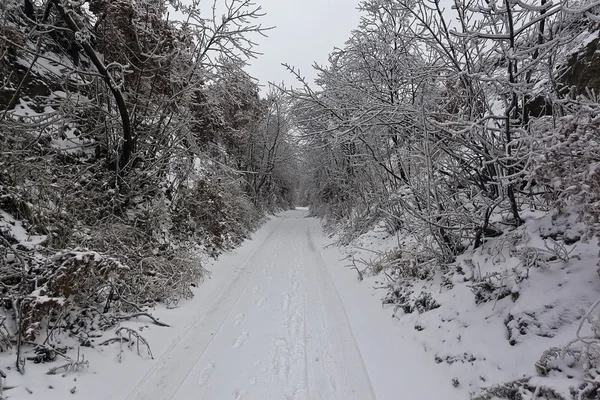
125, 209, 376, 400
4, 209, 464, 399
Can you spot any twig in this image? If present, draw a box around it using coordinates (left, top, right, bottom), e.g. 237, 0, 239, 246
353, 246, 385, 255
115, 327, 153, 362
46, 348, 88, 377
13, 299, 24, 374
115, 312, 170, 327
97, 337, 129, 346
0, 237, 25, 270
347, 257, 365, 281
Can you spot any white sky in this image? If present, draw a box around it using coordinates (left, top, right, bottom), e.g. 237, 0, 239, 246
244, 0, 362, 91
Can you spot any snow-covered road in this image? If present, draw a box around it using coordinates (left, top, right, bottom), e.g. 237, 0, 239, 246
126, 209, 376, 400
5, 209, 465, 399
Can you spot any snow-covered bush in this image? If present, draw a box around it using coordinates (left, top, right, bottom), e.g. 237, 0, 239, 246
535, 97, 600, 233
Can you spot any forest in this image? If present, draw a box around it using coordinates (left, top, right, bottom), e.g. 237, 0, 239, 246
2, 0, 600, 398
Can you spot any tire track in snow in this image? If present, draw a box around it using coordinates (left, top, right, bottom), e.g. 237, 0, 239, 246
304, 226, 377, 400
265, 234, 308, 399
124, 219, 283, 400
126, 211, 375, 400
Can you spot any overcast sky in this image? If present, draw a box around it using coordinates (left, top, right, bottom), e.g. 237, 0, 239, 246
244, 0, 362, 91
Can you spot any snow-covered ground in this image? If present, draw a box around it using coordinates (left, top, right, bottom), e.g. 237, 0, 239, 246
332, 211, 600, 399
2, 209, 468, 399
6, 208, 593, 399
124, 209, 375, 400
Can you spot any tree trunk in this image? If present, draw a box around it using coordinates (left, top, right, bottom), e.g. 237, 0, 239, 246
53, 0, 133, 171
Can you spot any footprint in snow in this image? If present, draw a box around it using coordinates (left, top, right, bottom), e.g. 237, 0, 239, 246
273, 338, 290, 380
328, 372, 337, 393
233, 331, 249, 348
198, 363, 215, 386
232, 389, 245, 400
252, 286, 260, 294
256, 297, 267, 307
234, 313, 246, 326
275, 338, 289, 353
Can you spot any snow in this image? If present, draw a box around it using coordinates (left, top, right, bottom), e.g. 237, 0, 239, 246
125, 210, 375, 399
16, 50, 83, 84
329, 211, 600, 397
316, 222, 466, 400
4, 95, 92, 155
3, 208, 595, 399
49, 125, 93, 155
0, 211, 46, 250
1, 209, 466, 399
